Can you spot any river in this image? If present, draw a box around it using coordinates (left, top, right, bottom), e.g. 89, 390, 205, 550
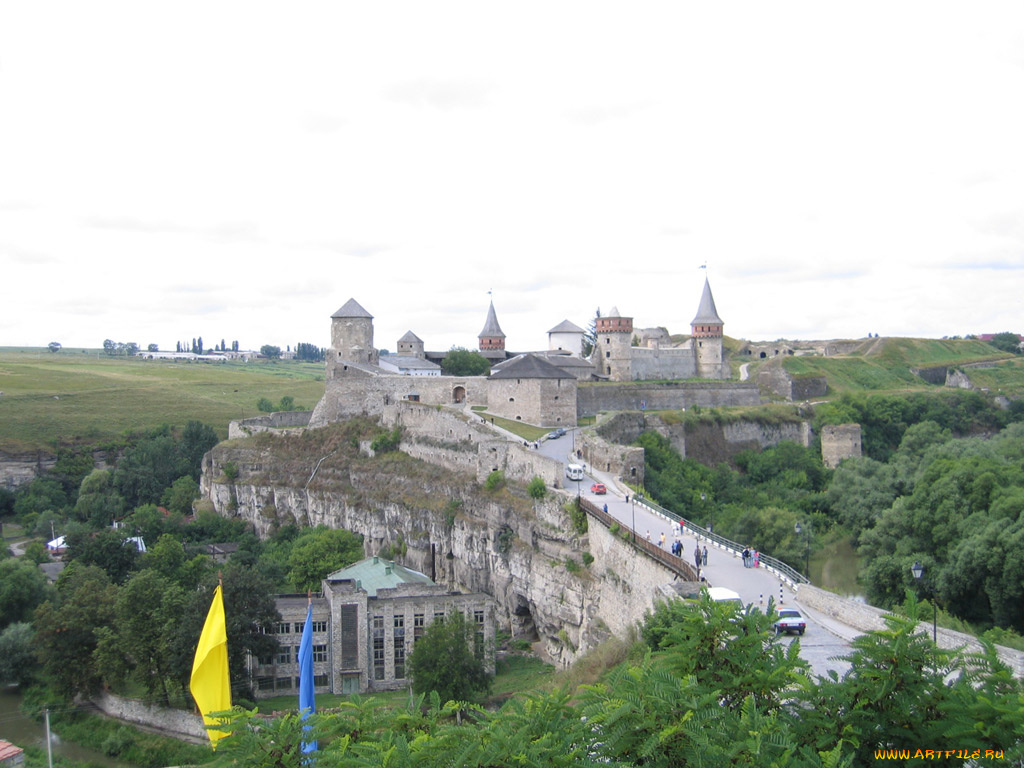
0, 687, 127, 768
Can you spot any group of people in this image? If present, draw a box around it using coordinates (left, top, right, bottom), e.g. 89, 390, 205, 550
647, 528, 709, 572
741, 546, 760, 568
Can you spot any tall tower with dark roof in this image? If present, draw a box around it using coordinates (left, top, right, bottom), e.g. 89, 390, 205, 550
478, 300, 506, 355
691, 278, 725, 379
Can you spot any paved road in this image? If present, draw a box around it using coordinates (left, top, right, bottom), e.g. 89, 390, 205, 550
537, 428, 856, 678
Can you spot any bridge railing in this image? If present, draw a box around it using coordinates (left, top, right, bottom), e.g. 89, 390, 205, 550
580, 497, 698, 582
631, 494, 809, 587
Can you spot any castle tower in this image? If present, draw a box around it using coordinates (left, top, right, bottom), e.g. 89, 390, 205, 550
397, 331, 425, 359
690, 278, 725, 379
478, 300, 506, 354
330, 298, 378, 367
595, 306, 633, 381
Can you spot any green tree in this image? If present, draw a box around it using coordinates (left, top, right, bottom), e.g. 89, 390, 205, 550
0, 558, 51, 629
73, 468, 125, 526
33, 563, 117, 698
0, 622, 38, 687
161, 475, 200, 516
528, 476, 547, 500
256, 397, 275, 412
260, 344, 282, 359
988, 331, 1022, 354
407, 611, 492, 703
66, 528, 140, 584
181, 420, 219, 478
441, 347, 491, 376
286, 526, 364, 592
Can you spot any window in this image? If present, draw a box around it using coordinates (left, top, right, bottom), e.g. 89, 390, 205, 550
605, 351, 610, 358
257, 676, 274, 691
474, 610, 485, 625
434, 611, 445, 623
275, 676, 292, 690
414, 614, 425, 643
313, 673, 329, 687
372, 615, 385, 681
276, 622, 290, 635
312, 620, 327, 633
277, 647, 292, 665
394, 616, 406, 679
313, 644, 328, 663
340, 604, 358, 669
257, 653, 273, 666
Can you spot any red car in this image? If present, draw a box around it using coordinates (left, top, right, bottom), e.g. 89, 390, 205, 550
591, 483, 607, 494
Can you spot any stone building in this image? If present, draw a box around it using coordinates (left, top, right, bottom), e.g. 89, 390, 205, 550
251, 557, 496, 697
488, 354, 578, 427
547, 319, 586, 357
590, 277, 729, 382
821, 424, 863, 468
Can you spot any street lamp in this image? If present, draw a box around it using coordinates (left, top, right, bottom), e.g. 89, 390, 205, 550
795, 521, 810, 579
911, 560, 937, 643
701, 493, 710, 534
631, 494, 636, 543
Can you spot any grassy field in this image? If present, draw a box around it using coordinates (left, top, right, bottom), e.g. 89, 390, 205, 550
0, 348, 326, 453
779, 337, 1016, 396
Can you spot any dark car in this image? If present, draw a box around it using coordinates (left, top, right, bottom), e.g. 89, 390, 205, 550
590, 483, 607, 494
773, 608, 806, 636
547, 428, 567, 439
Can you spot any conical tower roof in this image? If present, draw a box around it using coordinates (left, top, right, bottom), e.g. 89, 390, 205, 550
479, 300, 505, 339
690, 278, 723, 325
332, 298, 373, 319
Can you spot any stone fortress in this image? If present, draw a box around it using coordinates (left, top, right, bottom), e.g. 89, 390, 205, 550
309, 277, 733, 430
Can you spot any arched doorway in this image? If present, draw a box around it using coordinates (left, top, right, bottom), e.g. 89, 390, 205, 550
453, 386, 466, 404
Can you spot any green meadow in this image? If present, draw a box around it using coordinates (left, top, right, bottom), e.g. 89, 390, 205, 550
0, 348, 325, 453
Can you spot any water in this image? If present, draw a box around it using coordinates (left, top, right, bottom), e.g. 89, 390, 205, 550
0, 687, 126, 767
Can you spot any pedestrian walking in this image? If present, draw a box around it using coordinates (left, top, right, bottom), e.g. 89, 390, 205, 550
753, 549, 760, 568
702, 545, 708, 566
742, 546, 750, 568
693, 545, 701, 572
646, 530, 651, 542
659, 532, 665, 549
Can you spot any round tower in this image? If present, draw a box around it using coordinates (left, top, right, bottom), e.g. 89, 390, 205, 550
595, 306, 633, 381
329, 298, 378, 368
690, 278, 725, 379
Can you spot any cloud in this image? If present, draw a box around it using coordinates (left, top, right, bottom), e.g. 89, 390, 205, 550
310, 240, 392, 259
384, 79, 492, 110
84, 216, 191, 234
0, 200, 33, 211
303, 113, 348, 133
0, 241, 57, 264
564, 102, 651, 125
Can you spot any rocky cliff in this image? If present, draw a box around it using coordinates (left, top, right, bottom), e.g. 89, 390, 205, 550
200, 418, 678, 666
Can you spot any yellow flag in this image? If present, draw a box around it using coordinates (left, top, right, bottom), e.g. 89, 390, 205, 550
190, 584, 231, 745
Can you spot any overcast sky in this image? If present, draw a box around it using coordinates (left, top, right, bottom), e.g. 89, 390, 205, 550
2, 2, 1022, 353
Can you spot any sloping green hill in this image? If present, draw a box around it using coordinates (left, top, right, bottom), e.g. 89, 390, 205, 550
779, 337, 1017, 397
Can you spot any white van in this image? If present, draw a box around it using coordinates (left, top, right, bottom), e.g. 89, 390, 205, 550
706, 587, 743, 607
565, 464, 584, 481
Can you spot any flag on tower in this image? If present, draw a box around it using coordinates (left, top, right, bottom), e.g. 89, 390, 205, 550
298, 598, 318, 753
190, 584, 232, 746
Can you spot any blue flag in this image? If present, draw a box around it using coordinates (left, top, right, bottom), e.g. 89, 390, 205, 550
297, 603, 318, 753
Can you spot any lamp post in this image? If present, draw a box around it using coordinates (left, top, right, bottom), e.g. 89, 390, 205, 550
795, 521, 810, 579
911, 560, 937, 643
631, 494, 636, 543
701, 493, 710, 534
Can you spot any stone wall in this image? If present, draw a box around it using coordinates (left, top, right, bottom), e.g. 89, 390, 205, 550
797, 585, 1024, 677
487, 376, 577, 427
820, 424, 862, 468
382, 401, 565, 488
757, 361, 827, 401
647, 415, 811, 466
577, 381, 760, 418
629, 346, 697, 381
91, 692, 208, 742
228, 410, 314, 439
578, 431, 645, 489
310, 373, 490, 426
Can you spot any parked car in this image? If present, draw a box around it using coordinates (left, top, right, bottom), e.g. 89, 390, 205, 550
773, 608, 807, 636
590, 483, 607, 494
547, 428, 567, 439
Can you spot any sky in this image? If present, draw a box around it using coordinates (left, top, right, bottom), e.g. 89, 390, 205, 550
2, 2, 1023, 354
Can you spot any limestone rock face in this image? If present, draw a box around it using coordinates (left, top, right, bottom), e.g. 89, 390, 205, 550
199, 422, 668, 666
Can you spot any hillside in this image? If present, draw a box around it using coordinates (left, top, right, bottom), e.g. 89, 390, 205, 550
774, 337, 1018, 397
0, 348, 325, 453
